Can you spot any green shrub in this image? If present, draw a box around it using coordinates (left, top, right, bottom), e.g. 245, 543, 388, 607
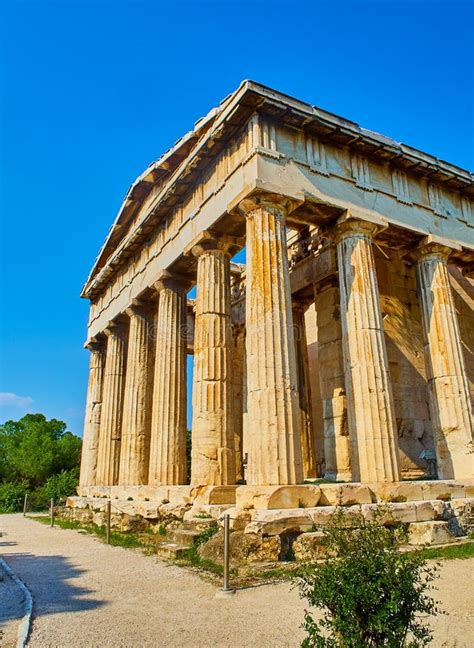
295, 507, 440, 647
33, 468, 79, 508
0, 480, 29, 513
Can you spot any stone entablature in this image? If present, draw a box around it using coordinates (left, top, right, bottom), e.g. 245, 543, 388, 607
82, 82, 473, 340
79, 81, 473, 503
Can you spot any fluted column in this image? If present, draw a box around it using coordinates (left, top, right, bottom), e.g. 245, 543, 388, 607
149, 275, 188, 485
232, 324, 245, 481
293, 301, 317, 479
335, 218, 400, 483
118, 303, 154, 485
96, 322, 127, 486
416, 240, 473, 479
314, 275, 352, 481
191, 238, 235, 486
241, 197, 303, 485
79, 339, 105, 487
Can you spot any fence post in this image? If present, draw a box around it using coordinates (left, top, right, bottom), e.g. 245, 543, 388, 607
23, 493, 28, 517
106, 500, 111, 544
220, 513, 235, 595
50, 498, 54, 528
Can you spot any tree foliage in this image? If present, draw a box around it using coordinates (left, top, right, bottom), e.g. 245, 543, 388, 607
295, 507, 441, 647
0, 413, 82, 511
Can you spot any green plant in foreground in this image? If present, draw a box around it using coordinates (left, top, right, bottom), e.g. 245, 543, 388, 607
295, 507, 441, 647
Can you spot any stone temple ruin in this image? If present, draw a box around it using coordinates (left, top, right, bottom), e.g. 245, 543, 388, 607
71, 81, 474, 558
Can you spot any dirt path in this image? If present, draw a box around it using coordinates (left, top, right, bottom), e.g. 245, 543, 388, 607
0, 514, 472, 648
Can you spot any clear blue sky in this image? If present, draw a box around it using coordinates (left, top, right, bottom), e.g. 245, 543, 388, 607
0, 0, 472, 436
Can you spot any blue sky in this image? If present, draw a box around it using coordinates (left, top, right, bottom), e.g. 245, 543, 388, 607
0, 0, 472, 436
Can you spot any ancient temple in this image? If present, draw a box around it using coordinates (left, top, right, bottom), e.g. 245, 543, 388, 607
78, 81, 473, 512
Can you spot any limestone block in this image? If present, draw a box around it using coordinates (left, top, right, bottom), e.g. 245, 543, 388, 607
415, 500, 445, 522
463, 480, 474, 498
246, 508, 313, 536
66, 496, 89, 509
192, 485, 237, 505
369, 502, 417, 524
421, 480, 466, 501
222, 507, 252, 531
368, 481, 424, 503
198, 530, 281, 564
236, 485, 321, 510
309, 506, 338, 526
319, 483, 372, 506
293, 531, 327, 561
407, 521, 455, 546
158, 501, 192, 521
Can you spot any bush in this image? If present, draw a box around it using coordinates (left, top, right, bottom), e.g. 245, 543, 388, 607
295, 507, 441, 647
33, 468, 79, 509
0, 480, 29, 513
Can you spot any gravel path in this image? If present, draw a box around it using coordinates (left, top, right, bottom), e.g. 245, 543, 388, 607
0, 514, 473, 648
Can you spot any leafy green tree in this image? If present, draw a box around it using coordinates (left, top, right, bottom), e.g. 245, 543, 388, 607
0, 414, 82, 511
0, 414, 81, 485
295, 507, 440, 647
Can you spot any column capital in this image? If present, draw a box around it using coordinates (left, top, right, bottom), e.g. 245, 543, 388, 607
124, 299, 152, 319
189, 233, 244, 259
84, 337, 104, 352
103, 320, 127, 338
238, 194, 288, 220
329, 216, 386, 244
416, 235, 460, 262
152, 270, 192, 294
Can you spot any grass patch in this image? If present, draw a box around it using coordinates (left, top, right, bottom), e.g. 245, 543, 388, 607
177, 546, 224, 575
30, 514, 151, 550
416, 541, 474, 561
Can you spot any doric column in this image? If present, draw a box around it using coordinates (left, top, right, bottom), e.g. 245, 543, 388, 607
231, 324, 245, 481
293, 301, 317, 479
79, 339, 105, 487
96, 322, 127, 486
191, 238, 236, 486
314, 275, 351, 481
148, 275, 188, 485
335, 218, 400, 483
118, 303, 154, 485
241, 197, 303, 485
416, 240, 473, 479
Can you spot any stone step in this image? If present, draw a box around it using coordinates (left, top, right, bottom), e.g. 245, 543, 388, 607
155, 542, 189, 560
183, 517, 215, 532
167, 528, 202, 547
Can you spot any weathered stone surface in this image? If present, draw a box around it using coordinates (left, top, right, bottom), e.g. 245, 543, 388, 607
335, 218, 400, 483
119, 304, 154, 485
149, 276, 188, 485
242, 199, 303, 485
407, 521, 455, 545
368, 481, 424, 503
96, 323, 127, 485
314, 277, 351, 481
191, 240, 236, 486
319, 483, 372, 506
79, 341, 105, 487
78, 84, 473, 520
293, 302, 317, 479
198, 530, 281, 564
236, 485, 321, 510
246, 508, 313, 536
420, 480, 466, 501
293, 531, 327, 561
416, 240, 473, 480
